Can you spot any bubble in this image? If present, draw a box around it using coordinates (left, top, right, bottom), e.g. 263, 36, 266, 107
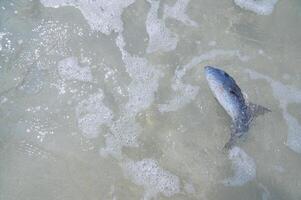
146, 0, 178, 53
246, 69, 301, 154
163, 0, 198, 27
234, 0, 279, 15
57, 57, 92, 82
0, 32, 7, 51
101, 116, 140, 158
18, 66, 44, 95
76, 91, 113, 139
40, 0, 135, 34
100, 34, 163, 158
223, 147, 256, 186
123, 159, 180, 199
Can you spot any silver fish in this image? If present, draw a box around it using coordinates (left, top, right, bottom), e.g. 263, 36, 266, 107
204, 66, 270, 150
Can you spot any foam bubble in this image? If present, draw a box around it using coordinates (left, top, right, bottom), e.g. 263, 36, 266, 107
116, 34, 163, 114
234, 0, 278, 15
100, 116, 140, 158
164, 0, 198, 27
76, 91, 113, 139
22, 118, 55, 142
0, 32, 15, 62
123, 159, 180, 199
18, 66, 44, 95
208, 41, 217, 46
146, 0, 178, 53
100, 34, 163, 158
223, 147, 256, 186
183, 181, 196, 194
0, 32, 6, 51
258, 183, 271, 200
284, 111, 301, 154
57, 57, 92, 82
33, 20, 74, 57
40, 0, 135, 34
17, 140, 57, 161
159, 80, 199, 112
246, 69, 301, 154
123, 55, 163, 114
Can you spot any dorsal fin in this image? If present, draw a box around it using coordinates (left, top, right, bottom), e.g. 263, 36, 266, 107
223, 135, 237, 151
248, 102, 271, 118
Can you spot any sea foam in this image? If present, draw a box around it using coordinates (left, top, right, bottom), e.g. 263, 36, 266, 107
164, 0, 198, 27
100, 34, 163, 158
246, 69, 301, 154
40, 0, 135, 34
223, 147, 256, 186
57, 57, 92, 82
0, 32, 6, 51
146, 0, 178, 53
123, 159, 180, 199
234, 0, 278, 15
76, 91, 113, 139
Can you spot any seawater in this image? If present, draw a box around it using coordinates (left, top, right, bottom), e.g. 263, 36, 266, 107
0, 0, 301, 199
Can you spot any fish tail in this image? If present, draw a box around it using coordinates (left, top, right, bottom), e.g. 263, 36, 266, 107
223, 136, 238, 151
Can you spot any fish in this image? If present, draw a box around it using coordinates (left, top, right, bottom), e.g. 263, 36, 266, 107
204, 66, 270, 150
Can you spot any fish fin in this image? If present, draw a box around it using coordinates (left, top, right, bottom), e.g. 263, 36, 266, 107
248, 102, 271, 118
223, 127, 241, 151
223, 124, 245, 151
223, 135, 238, 151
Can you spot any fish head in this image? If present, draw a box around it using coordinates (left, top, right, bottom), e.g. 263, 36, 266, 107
204, 66, 244, 120
205, 66, 236, 90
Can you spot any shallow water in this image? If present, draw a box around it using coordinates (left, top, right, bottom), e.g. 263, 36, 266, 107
0, 0, 301, 199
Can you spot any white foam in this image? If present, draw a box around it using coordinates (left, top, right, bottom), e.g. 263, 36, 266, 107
234, 0, 278, 15
100, 34, 163, 158
23, 118, 55, 142
284, 111, 301, 154
117, 34, 163, 114
100, 116, 140, 158
0, 32, 6, 51
17, 140, 56, 161
57, 57, 92, 82
246, 69, 301, 154
258, 183, 271, 200
116, 36, 163, 110
0, 32, 14, 55
18, 66, 44, 95
159, 49, 247, 112
164, 0, 198, 27
223, 147, 256, 186
123, 55, 163, 114
273, 165, 285, 173
183, 181, 196, 194
159, 80, 199, 112
123, 159, 180, 199
40, 0, 135, 34
33, 20, 75, 57
208, 41, 216, 47
0, 96, 8, 105
146, 0, 178, 53
76, 91, 113, 139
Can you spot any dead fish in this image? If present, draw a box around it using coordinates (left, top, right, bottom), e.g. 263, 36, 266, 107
204, 66, 270, 150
